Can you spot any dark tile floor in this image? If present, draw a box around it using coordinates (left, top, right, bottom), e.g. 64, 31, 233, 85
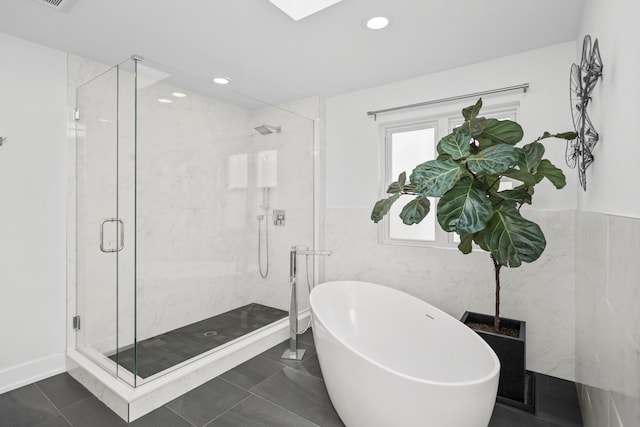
1, 329, 583, 427
109, 303, 287, 378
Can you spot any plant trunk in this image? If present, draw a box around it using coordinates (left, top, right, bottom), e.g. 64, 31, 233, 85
491, 255, 502, 331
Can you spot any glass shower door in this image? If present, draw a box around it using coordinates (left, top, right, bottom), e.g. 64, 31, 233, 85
75, 66, 123, 377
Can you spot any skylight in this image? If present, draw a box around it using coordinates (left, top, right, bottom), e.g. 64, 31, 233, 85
268, 0, 343, 21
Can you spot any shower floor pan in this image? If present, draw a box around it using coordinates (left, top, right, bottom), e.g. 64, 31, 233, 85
67, 307, 308, 422
109, 303, 287, 378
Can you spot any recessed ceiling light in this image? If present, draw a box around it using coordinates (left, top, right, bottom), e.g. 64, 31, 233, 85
171, 92, 187, 98
157, 98, 173, 104
213, 76, 231, 85
366, 16, 389, 30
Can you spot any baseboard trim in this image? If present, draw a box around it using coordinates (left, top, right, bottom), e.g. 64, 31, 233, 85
0, 353, 66, 394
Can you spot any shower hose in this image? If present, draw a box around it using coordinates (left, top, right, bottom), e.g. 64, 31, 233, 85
258, 214, 269, 278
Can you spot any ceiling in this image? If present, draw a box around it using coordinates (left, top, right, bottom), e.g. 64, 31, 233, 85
0, 0, 585, 107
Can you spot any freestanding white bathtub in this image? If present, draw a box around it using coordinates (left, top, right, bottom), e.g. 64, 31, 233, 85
310, 281, 500, 427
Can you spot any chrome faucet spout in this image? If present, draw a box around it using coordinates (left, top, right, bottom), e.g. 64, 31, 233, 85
295, 249, 332, 256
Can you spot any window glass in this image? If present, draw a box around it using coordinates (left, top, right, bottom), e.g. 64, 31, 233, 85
380, 103, 519, 248
388, 127, 436, 241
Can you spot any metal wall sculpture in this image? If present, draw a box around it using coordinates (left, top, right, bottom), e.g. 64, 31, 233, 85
567, 35, 603, 191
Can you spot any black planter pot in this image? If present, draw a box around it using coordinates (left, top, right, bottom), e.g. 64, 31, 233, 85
461, 311, 535, 412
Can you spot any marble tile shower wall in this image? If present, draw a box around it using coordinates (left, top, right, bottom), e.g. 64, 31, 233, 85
68, 55, 315, 361
575, 212, 640, 427
324, 208, 576, 381
244, 105, 316, 313
133, 80, 251, 343
135, 90, 315, 342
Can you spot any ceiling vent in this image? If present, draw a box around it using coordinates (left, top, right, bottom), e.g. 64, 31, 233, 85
33, 0, 79, 12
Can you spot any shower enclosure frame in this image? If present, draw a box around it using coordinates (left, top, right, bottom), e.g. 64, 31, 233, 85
65, 54, 323, 422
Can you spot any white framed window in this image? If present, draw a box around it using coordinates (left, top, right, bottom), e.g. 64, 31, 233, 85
383, 121, 438, 243
379, 102, 519, 248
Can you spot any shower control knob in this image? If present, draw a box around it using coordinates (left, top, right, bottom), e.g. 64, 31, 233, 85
273, 210, 286, 226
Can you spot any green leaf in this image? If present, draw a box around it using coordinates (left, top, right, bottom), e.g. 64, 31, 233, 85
517, 142, 545, 173
473, 230, 489, 251
399, 196, 431, 225
465, 118, 487, 137
404, 183, 417, 193
479, 175, 504, 209
437, 129, 472, 160
484, 174, 502, 193
410, 159, 464, 197
466, 145, 519, 175
436, 177, 494, 234
387, 171, 416, 194
387, 171, 407, 194
485, 206, 546, 267
525, 184, 535, 197
462, 98, 483, 120
371, 193, 400, 223
386, 182, 402, 194
554, 131, 578, 140
534, 159, 566, 189
503, 169, 537, 185
539, 131, 577, 141
496, 188, 532, 205
398, 171, 407, 187
481, 118, 524, 145
477, 137, 495, 151
458, 233, 474, 254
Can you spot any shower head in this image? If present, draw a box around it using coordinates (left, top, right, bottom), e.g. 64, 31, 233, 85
254, 124, 282, 135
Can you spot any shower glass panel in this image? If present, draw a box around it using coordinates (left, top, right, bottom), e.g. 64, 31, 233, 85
75, 57, 315, 387
75, 64, 134, 379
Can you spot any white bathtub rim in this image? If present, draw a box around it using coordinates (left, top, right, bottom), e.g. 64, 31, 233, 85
310, 280, 500, 388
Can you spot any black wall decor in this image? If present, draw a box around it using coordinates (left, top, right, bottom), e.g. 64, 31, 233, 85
567, 35, 603, 191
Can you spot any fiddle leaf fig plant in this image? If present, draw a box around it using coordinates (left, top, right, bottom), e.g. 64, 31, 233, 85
371, 98, 577, 332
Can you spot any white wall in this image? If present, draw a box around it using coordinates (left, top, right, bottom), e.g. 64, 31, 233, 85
327, 41, 578, 210
577, 0, 640, 218
0, 32, 67, 393
575, 0, 640, 426
325, 42, 579, 381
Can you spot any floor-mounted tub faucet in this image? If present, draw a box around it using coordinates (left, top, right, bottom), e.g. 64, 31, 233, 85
281, 246, 332, 361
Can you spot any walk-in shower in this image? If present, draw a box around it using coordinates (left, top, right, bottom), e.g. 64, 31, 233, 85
68, 55, 317, 421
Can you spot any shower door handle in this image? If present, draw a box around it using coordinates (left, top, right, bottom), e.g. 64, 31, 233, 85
100, 218, 124, 253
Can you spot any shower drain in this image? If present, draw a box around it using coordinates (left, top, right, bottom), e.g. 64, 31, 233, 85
203, 331, 218, 337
